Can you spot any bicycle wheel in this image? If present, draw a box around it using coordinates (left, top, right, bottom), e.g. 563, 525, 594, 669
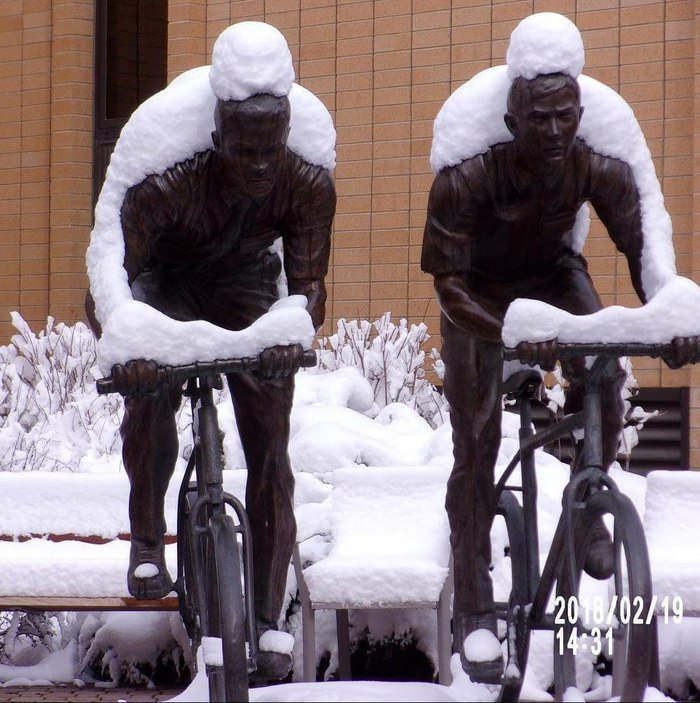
176, 484, 202, 643
204, 513, 249, 703
493, 490, 531, 702
553, 489, 655, 702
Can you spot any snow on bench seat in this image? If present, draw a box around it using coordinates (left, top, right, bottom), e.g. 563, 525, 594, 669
643, 469, 700, 614
0, 469, 248, 541
0, 538, 179, 607
294, 464, 453, 684
301, 465, 451, 608
0, 469, 244, 609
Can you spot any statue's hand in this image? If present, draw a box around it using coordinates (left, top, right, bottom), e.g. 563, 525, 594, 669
110, 359, 161, 397
515, 339, 559, 372
662, 336, 700, 370
256, 344, 305, 380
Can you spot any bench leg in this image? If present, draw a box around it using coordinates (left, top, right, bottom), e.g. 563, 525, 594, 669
336, 608, 352, 680
302, 606, 317, 682
437, 593, 453, 685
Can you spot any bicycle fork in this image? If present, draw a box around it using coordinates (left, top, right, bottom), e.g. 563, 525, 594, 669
181, 376, 259, 675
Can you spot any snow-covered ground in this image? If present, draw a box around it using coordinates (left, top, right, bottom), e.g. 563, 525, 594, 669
1, 313, 700, 702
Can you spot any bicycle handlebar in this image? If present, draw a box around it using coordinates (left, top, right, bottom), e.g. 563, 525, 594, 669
96, 348, 318, 395
502, 341, 675, 362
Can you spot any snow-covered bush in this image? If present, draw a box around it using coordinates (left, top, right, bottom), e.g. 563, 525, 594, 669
0, 314, 121, 472
541, 357, 656, 464
317, 313, 448, 427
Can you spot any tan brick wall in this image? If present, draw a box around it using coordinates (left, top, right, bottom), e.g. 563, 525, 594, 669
49, 0, 94, 328
2, 0, 699, 461
0, 0, 93, 340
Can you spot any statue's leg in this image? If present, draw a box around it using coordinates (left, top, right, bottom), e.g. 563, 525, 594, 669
539, 266, 623, 578
121, 383, 182, 599
227, 370, 296, 680
440, 312, 504, 682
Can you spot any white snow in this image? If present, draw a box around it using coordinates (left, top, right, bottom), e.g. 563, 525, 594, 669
506, 12, 585, 80
201, 637, 224, 668
259, 630, 295, 655
502, 275, 700, 347
209, 22, 295, 102
430, 12, 676, 300
133, 563, 159, 579
462, 629, 501, 663
96, 296, 316, 373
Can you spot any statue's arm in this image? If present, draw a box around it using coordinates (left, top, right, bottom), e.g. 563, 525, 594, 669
588, 155, 646, 304
422, 164, 503, 342
282, 160, 337, 331
433, 274, 503, 342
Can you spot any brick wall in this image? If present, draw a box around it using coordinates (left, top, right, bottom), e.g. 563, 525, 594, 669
0, 0, 93, 341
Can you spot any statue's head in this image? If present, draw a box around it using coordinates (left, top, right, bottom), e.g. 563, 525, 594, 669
504, 71, 583, 166
213, 93, 291, 199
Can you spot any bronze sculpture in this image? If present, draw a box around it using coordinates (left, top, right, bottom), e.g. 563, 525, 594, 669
422, 16, 699, 684
87, 24, 336, 682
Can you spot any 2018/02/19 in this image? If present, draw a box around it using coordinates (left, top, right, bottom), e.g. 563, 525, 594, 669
553, 594, 684, 628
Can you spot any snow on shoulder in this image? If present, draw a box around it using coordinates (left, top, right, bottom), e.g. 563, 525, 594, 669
86, 21, 335, 370
430, 12, 675, 300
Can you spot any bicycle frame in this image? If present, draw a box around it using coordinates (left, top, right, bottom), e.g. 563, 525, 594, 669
175, 373, 258, 666
494, 355, 619, 629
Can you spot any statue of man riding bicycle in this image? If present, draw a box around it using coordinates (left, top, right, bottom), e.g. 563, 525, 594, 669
87, 22, 336, 683
422, 12, 700, 684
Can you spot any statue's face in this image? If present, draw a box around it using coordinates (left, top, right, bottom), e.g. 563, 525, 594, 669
214, 99, 290, 199
509, 81, 582, 165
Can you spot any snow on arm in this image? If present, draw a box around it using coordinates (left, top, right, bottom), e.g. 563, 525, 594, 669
96, 296, 315, 374
86, 21, 336, 369
502, 275, 700, 347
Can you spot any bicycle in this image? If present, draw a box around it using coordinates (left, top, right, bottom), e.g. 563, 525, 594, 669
97, 348, 317, 702
489, 342, 677, 702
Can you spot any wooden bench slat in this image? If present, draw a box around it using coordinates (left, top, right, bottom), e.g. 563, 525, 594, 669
0, 596, 180, 611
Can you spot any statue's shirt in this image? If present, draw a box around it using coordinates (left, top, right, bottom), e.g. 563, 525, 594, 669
421, 139, 643, 293
119, 149, 335, 327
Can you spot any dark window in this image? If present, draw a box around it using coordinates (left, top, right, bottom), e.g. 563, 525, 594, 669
93, 0, 167, 203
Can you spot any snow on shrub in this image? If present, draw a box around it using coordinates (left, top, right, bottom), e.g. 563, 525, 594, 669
317, 313, 448, 427
0, 314, 121, 472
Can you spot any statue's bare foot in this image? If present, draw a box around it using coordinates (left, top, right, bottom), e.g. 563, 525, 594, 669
128, 537, 173, 600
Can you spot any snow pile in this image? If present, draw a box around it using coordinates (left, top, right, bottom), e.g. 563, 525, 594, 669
506, 12, 584, 80
0, 314, 121, 472
209, 22, 294, 101
96, 296, 316, 373
86, 21, 336, 369
300, 465, 451, 606
430, 12, 676, 299
502, 275, 700, 347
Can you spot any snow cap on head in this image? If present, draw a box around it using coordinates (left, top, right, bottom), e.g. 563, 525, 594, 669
506, 12, 584, 81
209, 21, 295, 102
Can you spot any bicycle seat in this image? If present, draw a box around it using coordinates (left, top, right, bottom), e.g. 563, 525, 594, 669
501, 368, 542, 398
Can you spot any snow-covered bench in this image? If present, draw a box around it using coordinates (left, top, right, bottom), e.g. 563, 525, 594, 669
643, 469, 700, 617
293, 465, 454, 685
0, 470, 246, 612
